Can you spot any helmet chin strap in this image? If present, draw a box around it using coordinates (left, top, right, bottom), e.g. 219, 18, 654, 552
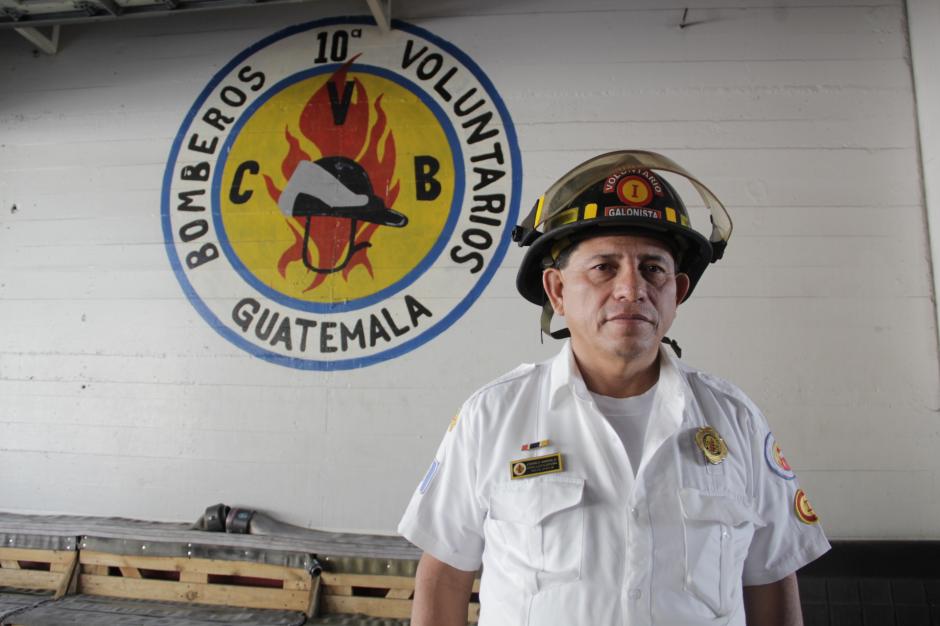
540, 300, 571, 341
661, 336, 682, 358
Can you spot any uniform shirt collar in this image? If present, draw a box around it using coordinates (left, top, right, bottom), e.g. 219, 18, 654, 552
548, 340, 687, 420
548, 341, 589, 408
641, 344, 688, 468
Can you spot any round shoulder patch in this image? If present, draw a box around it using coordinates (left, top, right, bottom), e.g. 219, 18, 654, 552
764, 432, 795, 480
794, 488, 819, 524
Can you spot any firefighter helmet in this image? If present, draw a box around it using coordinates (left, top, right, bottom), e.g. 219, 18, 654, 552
511, 150, 733, 339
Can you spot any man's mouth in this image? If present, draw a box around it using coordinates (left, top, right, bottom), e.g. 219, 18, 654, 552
606, 313, 654, 324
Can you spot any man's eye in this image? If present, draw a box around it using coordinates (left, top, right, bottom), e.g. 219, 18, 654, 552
642, 264, 665, 274
591, 263, 612, 272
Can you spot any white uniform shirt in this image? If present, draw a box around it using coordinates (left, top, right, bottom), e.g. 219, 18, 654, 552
398, 343, 830, 626
591, 383, 657, 476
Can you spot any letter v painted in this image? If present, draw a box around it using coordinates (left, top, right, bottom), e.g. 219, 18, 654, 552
327, 80, 356, 126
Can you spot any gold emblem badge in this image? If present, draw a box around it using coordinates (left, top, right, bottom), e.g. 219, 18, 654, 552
695, 426, 728, 464
794, 488, 820, 524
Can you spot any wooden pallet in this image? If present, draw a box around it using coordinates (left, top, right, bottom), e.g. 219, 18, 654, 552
319, 571, 480, 621
0, 547, 78, 599
77, 550, 319, 616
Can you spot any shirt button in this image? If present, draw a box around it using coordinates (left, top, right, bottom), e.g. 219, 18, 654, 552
629, 589, 642, 600
631, 508, 639, 520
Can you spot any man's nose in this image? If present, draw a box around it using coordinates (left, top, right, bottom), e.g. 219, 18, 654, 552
612, 266, 646, 301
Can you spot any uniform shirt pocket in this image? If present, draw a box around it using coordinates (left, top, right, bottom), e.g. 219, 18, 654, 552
678, 487, 765, 618
486, 476, 585, 592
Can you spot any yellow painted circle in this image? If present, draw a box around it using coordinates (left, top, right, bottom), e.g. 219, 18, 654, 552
219, 72, 455, 303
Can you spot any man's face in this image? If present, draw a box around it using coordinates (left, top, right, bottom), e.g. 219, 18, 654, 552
542, 234, 691, 365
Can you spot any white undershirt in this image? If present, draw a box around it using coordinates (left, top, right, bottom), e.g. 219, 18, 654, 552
590, 382, 657, 477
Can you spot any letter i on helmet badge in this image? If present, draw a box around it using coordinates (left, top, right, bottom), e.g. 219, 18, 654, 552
511, 150, 733, 345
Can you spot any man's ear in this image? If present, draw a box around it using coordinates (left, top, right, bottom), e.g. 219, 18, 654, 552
542, 268, 565, 316
675, 272, 691, 304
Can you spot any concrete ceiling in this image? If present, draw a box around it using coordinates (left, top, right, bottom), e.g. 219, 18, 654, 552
0, 0, 389, 53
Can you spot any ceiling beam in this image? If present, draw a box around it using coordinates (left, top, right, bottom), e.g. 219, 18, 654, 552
365, 0, 389, 32
92, 0, 122, 16
0, 0, 328, 30
14, 25, 60, 54
1, 5, 24, 21
72, 0, 122, 16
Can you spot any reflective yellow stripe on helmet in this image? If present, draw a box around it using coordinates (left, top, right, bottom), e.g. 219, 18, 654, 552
533, 195, 545, 231
547, 208, 579, 230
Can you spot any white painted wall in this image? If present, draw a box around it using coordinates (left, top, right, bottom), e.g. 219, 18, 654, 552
1, 0, 937, 539
908, 0, 940, 364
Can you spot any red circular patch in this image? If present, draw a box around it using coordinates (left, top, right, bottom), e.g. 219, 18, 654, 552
794, 488, 819, 524
616, 176, 653, 207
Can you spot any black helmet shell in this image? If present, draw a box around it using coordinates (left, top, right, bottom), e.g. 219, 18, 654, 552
515, 166, 712, 305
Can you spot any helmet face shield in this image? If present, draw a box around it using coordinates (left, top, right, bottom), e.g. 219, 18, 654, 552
513, 150, 733, 306
515, 150, 731, 249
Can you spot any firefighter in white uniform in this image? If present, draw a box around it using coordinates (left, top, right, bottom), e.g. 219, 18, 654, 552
399, 151, 830, 626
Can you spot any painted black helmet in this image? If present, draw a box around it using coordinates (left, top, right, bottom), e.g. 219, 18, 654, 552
277, 156, 407, 274
279, 156, 407, 226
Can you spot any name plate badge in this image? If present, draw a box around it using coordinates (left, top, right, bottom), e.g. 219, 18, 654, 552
510, 452, 564, 480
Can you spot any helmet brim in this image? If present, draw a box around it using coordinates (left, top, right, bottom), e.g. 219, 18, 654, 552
515, 217, 713, 305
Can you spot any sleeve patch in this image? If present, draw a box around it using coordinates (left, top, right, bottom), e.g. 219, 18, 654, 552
794, 488, 820, 524
764, 432, 796, 480
418, 459, 441, 494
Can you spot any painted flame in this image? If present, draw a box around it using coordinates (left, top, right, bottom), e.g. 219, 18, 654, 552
263, 57, 400, 292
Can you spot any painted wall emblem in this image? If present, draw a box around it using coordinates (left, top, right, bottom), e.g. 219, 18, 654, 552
162, 17, 521, 369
